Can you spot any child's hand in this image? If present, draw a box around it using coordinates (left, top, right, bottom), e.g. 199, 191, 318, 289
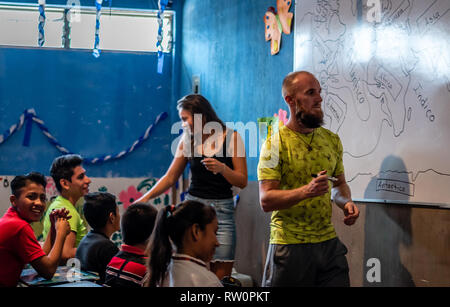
50, 208, 71, 224
50, 208, 71, 235
55, 218, 71, 237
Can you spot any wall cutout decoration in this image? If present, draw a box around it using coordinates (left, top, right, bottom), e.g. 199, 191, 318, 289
257, 116, 279, 145
264, 0, 293, 55
274, 108, 288, 125
0, 109, 168, 165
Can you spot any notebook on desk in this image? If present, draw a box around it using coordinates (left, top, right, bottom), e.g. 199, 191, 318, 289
20, 266, 99, 287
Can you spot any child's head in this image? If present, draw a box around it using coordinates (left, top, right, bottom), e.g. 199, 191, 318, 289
50, 154, 91, 198
10, 172, 47, 223
83, 192, 120, 232
147, 200, 218, 287
121, 203, 157, 246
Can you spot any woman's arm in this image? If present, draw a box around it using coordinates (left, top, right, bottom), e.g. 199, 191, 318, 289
201, 131, 248, 189
221, 155, 247, 188
134, 139, 188, 204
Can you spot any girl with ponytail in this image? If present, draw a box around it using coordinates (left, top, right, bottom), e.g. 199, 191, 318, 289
146, 200, 222, 287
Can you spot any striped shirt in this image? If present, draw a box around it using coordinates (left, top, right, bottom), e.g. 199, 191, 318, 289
104, 245, 147, 287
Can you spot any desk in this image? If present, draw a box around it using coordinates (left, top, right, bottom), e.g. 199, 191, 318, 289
52, 281, 102, 287
20, 266, 99, 287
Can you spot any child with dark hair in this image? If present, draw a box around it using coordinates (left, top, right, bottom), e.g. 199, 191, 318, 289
42, 154, 91, 262
0, 173, 71, 287
104, 203, 157, 287
75, 192, 120, 284
146, 200, 222, 287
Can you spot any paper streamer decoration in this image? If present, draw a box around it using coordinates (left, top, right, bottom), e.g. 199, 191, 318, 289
0, 109, 168, 164
62, 8, 71, 48
22, 111, 34, 147
157, 0, 169, 74
92, 0, 103, 58
38, 0, 46, 47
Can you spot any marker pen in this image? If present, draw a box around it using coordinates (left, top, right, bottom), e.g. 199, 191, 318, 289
311, 174, 338, 182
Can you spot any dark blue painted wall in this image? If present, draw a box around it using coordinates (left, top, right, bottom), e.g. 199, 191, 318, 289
179, 0, 294, 181
0, 48, 174, 177
0, 0, 294, 180
0, 0, 184, 178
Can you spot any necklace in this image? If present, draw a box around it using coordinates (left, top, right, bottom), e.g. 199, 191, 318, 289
299, 130, 315, 152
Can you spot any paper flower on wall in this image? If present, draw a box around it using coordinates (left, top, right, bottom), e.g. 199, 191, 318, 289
274, 108, 288, 125
119, 186, 143, 209
264, 0, 294, 55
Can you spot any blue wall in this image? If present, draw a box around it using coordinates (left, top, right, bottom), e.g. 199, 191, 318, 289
0, 0, 184, 178
0, 0, 294, 180
0, 48, 174, 177
179, 0, 294, 181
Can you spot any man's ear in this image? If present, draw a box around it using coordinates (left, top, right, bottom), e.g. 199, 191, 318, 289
10, 195, 17, 208
284, 95, 294, 106
59, 178, 70, 191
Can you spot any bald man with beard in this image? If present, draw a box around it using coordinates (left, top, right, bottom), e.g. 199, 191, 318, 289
258, 71, 359, 287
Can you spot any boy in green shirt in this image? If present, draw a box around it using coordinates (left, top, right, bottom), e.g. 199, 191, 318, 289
43, 154, 91, 264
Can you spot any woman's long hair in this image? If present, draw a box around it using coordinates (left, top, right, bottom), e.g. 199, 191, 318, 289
177, 94, 226, 158
146, 200, 217, 287
177, 94, 226, 128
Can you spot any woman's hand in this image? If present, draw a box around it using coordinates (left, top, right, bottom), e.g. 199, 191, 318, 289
201, 158, 226, 175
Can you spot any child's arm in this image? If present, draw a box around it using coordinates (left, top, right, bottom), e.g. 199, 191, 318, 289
31, 218, 70, 279
60, 232, 77, 263
42, 208, 71, 255
44, 208, 76, 263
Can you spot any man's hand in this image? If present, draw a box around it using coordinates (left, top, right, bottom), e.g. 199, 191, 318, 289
304, 170, 330, 198
343, 201, 359, 225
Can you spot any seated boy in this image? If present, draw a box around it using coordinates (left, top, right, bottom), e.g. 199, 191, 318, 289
43, 154, 91, 263
75, 192, 120, 284
105, 203, 157, 287
0, 173, 71, 287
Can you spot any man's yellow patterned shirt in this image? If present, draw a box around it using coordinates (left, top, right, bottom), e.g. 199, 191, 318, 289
257, 125, 344, 244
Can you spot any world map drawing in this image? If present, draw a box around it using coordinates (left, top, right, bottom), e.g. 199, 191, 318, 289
294, 0, 450, 206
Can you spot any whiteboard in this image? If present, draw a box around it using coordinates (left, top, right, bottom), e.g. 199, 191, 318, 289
293, 0, 450, 207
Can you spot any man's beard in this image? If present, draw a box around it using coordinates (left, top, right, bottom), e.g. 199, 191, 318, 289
295, 109, 324, 128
